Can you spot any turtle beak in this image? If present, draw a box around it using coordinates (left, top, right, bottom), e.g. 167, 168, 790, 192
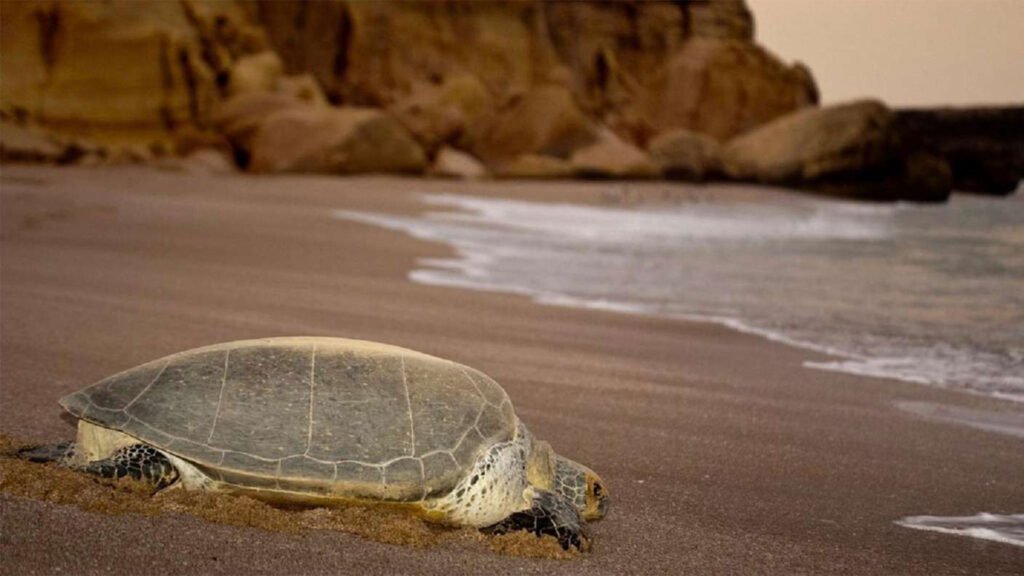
597, 496, 610, 519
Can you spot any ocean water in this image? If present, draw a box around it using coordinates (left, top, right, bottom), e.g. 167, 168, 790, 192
334, 189, 1024, 402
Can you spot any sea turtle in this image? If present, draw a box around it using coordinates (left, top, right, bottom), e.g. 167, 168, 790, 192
21, 337, 608, 550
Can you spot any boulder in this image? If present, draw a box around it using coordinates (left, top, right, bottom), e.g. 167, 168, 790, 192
391, 75, 495, 156
0, 120, 104, 164
570, 129, 660, 179
723, 100, 951, 202
431, 147, 488, 180
723, 100, 894, 181
493, 155, 575, 180
172, 126, 232, 157
108, 144, 155, 165
211, 92, 307, 154
248, 106, 426, 174
0, 121, 64, 163
156, 148, 236, 175
648, 129, 723, 181
471, 84, 597, 164
276, 74, 329, 106
899, 151, 954, 203
227, 51, 284, 97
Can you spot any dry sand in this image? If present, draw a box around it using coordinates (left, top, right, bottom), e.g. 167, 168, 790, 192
1, 165, 1022, 574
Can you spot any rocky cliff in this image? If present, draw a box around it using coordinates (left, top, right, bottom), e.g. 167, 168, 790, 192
0, 0, 816, 156
257, 0, 816, 147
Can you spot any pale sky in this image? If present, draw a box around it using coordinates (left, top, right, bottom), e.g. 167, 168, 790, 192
747, 0, 1024, 107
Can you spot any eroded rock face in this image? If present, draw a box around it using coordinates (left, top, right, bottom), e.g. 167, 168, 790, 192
723, 100, 951, 202
543, 0, 814, 143
2, 0, 818, 179
0, 0, 266, 147
256, 0, 817, 148
643, 38, 817, 142
257, 1, 552, 107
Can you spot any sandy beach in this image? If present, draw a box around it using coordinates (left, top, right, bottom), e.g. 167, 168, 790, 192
1, 165, 1022, 575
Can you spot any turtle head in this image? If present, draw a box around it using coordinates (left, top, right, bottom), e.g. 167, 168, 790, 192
553, 455, 609, 521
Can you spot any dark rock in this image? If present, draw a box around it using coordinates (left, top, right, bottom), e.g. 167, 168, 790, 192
894, 107, 1024, 196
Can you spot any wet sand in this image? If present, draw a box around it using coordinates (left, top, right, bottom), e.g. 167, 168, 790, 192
1, 166, 1022, 574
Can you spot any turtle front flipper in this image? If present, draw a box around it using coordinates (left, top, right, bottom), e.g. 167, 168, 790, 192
484, 488, 592, 551
82, 444, 179, 489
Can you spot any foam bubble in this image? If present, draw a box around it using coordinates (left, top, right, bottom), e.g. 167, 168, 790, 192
894, 401, 1024, 438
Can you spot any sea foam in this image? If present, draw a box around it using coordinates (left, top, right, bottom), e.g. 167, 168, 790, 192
896, 513, 1024, 548
333, 191, 1024, 406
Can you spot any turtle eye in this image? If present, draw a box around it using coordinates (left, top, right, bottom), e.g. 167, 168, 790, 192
592, 482, 603, 498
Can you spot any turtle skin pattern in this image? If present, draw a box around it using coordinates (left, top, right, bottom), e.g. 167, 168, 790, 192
83, 444, 179, 489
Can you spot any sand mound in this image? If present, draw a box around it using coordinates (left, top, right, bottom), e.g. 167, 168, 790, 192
0, 435, 574, 560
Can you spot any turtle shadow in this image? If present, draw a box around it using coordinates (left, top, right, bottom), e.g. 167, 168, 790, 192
59, 412, 79, 428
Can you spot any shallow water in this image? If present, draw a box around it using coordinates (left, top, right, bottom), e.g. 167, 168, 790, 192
334, 189, 1024, 402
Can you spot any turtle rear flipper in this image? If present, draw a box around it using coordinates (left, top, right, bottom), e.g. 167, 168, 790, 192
16, 441, 76, 464
18, 440, 179, 485
19, 441, 178, 489
484, 488, 592, 551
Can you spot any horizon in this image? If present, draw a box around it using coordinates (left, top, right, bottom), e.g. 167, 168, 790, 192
749, 0, 1024, 107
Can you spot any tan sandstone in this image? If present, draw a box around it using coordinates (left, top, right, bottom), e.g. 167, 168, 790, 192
648, 129, 724, 181
723, 100, 951, 201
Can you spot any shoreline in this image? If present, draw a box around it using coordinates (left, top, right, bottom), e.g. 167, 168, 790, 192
336, 186, 1024, 408
2, 166, 1022, 574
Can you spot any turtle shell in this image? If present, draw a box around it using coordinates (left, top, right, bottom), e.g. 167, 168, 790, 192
60, 337, 517, 501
